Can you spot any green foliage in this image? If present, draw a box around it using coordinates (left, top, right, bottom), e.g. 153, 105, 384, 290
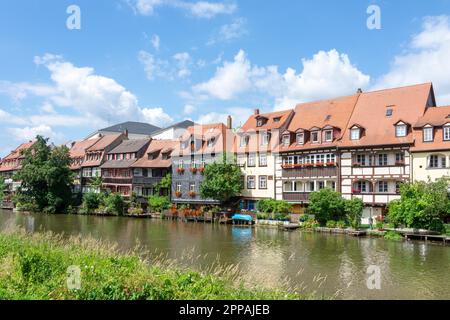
257, 199, 292, 215
302, 218, 319, 229
307, 189, 345, 225
155, 174, 172, 195
344, 198, 364, 229
387, 178, 450, 233
256, 212, 268, 220
0, 178, 5, 203
103, 193, 125, 216
336, 220, 346, 229
200, 160, 242, 203
148, 195, 170, 213
13, 136, 74, 213
90, 176, 103, 192
326, 220, 336, 228
0, 231, 306, 300
384, 231, 403, 241
80, 192, 102, 214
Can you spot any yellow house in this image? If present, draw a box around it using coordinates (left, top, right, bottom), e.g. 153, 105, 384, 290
411, 105, 450, 182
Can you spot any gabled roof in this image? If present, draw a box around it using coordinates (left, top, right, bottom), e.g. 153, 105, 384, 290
414, 105, 450, 128
0, 141, 36, 172
86, 134, 123, 152
340, 83, 434, 148
150, 120, 195, 137
412, 105, 450, 152
99, 121, 161, 136
108, 139, 151, 154
69, 138, 101, 158
132, 139, 177, 168
241, 110, 294, 132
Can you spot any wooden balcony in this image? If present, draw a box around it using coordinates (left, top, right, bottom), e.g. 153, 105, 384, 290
102, 177, 133, 185
282, 164, 338, 178
132, 177, 163, 185
283, 192, 310, 203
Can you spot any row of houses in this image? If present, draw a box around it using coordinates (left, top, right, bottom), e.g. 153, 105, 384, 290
1, 83, 450, 222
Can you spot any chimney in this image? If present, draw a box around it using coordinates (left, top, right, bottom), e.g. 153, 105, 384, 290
254, 108, 260, 116
356, 88, 363, 94
227, 115, 233, 130
123, 129, 129, 138
71, 141, 76, 148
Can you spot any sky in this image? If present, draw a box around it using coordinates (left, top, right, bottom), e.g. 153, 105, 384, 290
1, 0, 450, 157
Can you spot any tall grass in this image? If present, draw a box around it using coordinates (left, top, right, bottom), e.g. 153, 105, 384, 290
0, 228, 312, 300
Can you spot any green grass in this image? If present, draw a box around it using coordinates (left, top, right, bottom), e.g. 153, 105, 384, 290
0, 229, 309, 300
384, 231, 403, 241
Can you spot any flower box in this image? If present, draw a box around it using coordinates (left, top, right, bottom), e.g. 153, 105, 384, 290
175, 191, 182, 198
190, 167, 198, 174
395, 161, 405, 166
352, 163, 361, 167
188, 191, 196, 198
304, 163, 314, 168
352, 189, 361, 194
282, 164, 294, 169
176, 168, 185, 174
326, 162, 336, 166
315, 162, 325, 167
198, 167, 205, 174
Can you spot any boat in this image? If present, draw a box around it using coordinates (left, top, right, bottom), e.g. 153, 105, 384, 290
231, 214, 254, 226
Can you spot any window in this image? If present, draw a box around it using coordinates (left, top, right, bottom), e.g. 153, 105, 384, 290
133, 168, 143, 176
386, 109, 393, 117
318, 181, 325, 190
311, 131, 319, 143
396, 124, 407, 137
395, 181, 401, 194
273, 117, 281, 123
261, 133, 269, 146
350, 128, 360, 140
444, 126, 450, 141
248, 153, 256, 167
259, 153, 267, 166
324, 130, 333, 142
82, 168, 92, 177
189, 183, 196, 193
247, 176, 256, 189
356, 154, 367, 166
237, 154, 246, 166
178, 159, 184, 169
207, 137, 215, 147
296, 132, 304, 145
423, 127, 434, 142
259, 176, 267, 189
282, 134, 290, 146
378, 181, 388, 193
377, 154, 388, 166
355, 181, 368, 193
326, 154, 336, 164
316, 154, 325, 164
395, 153, 404, 163
240, 135, 249, 147
176, 183, 182, 193
308, 181, 315, 192
257, 119, 264, 127
428, 155, 446, 168
92, 167, 101, 177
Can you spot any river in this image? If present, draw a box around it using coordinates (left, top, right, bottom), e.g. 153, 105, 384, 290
0, 209, 449, 299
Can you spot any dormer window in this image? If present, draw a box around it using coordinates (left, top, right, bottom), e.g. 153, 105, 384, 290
296, 132, 304, 145
282, 134, 290, 146
273, 117, 281, 123
311, 131, 319, 143
423, 126, 434, 142
350, 127, 360, 140
208, 137, 216, 147
386, 108, 393, 117
324, 130, 333, 142
395, 123, 407, 137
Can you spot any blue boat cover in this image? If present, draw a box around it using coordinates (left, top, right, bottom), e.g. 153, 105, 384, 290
232, 214, 253, 221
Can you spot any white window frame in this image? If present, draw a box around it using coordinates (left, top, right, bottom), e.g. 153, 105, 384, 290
282, 134, 290, 146
324, 130, 333, 142
396, 124, 407, 137
259, 176, 267, 189
311, 131, 319, 143
423, 126, 434, 142
444, 125, 450, 141
259, 153, 267, 166
247, 176, 256, 189
261, 133, 269, 146
247, 153, 256, 167
240, 135, 249, 147
296, 132, 304, 145
350, 128, 360, 140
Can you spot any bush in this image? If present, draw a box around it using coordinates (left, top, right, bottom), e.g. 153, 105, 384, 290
326, 220, 336, 228
336, 220, 346, 229
257, 199, 292, 215
103, 193, 125, 216
148, 195, 170, 213
257, 213, 268, 220
307, 189, 345, 225
344, 198, 364, 229
384, 231, 403, 241
81, 192, 102, 213
302, 218, 319, 229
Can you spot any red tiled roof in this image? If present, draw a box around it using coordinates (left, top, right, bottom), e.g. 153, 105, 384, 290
412, 105, 450, 152
0, 141, 36, 172
132, 139, 177, 168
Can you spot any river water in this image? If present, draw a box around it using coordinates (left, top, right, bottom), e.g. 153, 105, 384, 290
0, 209, 449, 299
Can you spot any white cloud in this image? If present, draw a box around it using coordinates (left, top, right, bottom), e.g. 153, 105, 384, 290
141, 107, 173, 125
139, 50, 193, 80
373, 15, 450, 104
7, 125, 63, 142
195, 107, 253, 128
127, 0, 236, 18
192, 49, 370, 109
183, 104, 196, 114
0, 108, 27, 125
151, 34, 160, 50
208, 18, 247, 45
173, 52, 192, 78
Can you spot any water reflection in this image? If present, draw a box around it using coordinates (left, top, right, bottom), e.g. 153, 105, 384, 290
0, 210, 449, 299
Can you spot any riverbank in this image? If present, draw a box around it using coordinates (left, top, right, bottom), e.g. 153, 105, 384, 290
0, 229, 309, 300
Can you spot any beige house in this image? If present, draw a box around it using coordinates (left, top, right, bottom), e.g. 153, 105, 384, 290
411, 105, 450, 182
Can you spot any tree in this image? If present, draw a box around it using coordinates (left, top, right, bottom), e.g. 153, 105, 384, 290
257, 199, 292, 214
90, 175, 103, 192
307, 188, 345, 225
387, 178, 450, 232
0, 177, 5, 203
200, 159, 242, 204
344, 198, 364, 229
14, 136, 74, 213
148, 195, 170, 213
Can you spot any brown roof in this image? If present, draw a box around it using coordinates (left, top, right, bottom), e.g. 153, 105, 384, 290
0, 141, 36, 172
340, 83, 434, 148
69, 138, 101, 158
86, 133, 123, 152
109, 139, 151, 154
234, 110, 294, 153
172, 123, 232, 156
279, 94, 359, 152
100, 159, 138, 169
132, 139, 177, 168
412, 105, 450, 152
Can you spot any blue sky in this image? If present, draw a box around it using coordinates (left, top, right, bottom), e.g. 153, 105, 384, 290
1, 0, 450, 156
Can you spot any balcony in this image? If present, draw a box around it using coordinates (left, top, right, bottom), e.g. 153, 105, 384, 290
132, 176, 162, 185
282, 163, 338, 178
282, 192, 310, 202
102, 177, 133, 185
